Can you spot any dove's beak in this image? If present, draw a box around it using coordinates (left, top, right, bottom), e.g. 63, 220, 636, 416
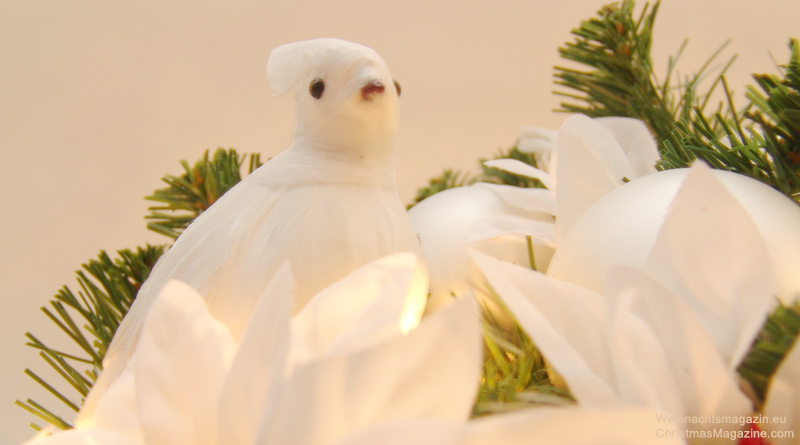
361, 80, 385, 101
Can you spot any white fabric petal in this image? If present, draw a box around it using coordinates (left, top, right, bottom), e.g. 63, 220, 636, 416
553, 114, 636, 243
23, 429, 141, 445
217, 263, 294, 445
337, 407, 683, 445
645, 162, 775, 368
134, 280, 236, 445
290, 253, 428, 367
517, 126, 558, 154
471, 251, 619, 406
260, 297, 483, 445
82, 366, 142, 441
474, 182, 555, 216
764, 336, 800, 445
482, 159, 552, 189
606, 266, 751, 427
463, 406, 683, 445
466, 214, 554, 246
606, 286, 684, 416
594, 117, 659, 177
335, 420, 461, 445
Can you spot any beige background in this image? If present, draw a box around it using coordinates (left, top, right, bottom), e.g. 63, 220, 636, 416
1, 0, 798, 441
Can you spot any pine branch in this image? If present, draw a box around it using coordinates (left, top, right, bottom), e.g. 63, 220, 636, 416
145, 148, 263, 239
18, 245, 165, 430
744, 39, 800, 199
738, 300, 800, 407
554, 0, 676, 139
21, 147, 264, 430
555, 1, 800, 202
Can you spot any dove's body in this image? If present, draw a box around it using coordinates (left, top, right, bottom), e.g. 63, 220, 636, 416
124, 146, 419, 342
78, 38, 421, 421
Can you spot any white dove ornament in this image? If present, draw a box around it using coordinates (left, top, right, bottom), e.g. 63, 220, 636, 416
78, 38, 422, 421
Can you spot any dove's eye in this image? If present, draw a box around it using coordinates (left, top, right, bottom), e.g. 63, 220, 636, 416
309, 78, 325, 99
393, 80, 401, 97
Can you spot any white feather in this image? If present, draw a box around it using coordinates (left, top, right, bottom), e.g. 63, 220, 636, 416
78, 38, 421, 421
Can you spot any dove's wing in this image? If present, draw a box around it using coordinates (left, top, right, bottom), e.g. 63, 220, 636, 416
77, 171, 281, 421
79, 156, 420, 422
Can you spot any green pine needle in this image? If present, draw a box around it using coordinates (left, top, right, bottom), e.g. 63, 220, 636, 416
21, 147, 265, 431
555, 1, 800, 203
19, 245, 165, 430
145, 148, 263, 239
554, 0, 675, 139
473, 285, 574, 417
738, 300, 800, 407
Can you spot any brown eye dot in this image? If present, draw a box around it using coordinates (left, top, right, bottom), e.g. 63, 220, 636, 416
309, 78, 325, 99
393, 80, 401, 97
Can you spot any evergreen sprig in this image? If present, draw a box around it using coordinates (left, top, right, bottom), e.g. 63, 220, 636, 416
554, 0, 675, 139
743, 39, 800, 199
555, 1, 800, 202
17, 245, 165, 431
21, 148, 262, 431
738, 300, 800, 406
145, 148, 263, 238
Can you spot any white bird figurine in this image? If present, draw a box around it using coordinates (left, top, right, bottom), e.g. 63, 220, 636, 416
78, 38, 422, 419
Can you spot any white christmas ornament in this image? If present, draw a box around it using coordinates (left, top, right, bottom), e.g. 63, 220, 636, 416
548, 164, 800, 304
79, 38, 421, 420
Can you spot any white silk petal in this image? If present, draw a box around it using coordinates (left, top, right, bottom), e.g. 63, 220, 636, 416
606, 287, 684, 415
290, 253, 428, 368
482, 159, 552, 189
216, 263, 294, 445
764, 336, 800, 445
22, 429, 141, 445
261, 297, 483, 445
338, 407, 683, 445
553, 114, 636, 243
606, 266, 751, 425
335, 421, 461, 445
475, 182, 555, 215
517, 126, 558, 153
470, 251, 619, 406
594, 117, 659, 177
83, 366, 142, 441
463, 406, 683, 445
466, 214, 554, 246
645, 162, 774, 368
134, 281, 236, 445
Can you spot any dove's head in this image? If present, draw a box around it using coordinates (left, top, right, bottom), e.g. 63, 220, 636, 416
268, 38, 401, 158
